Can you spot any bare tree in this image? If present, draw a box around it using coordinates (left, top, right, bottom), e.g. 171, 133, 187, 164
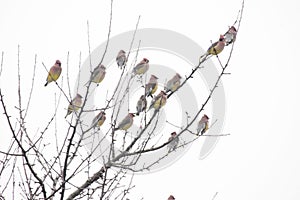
0, 0, 244, 199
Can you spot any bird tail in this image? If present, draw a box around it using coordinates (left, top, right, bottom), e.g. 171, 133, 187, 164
44, 82, 48, 87
199, 53, 208, 63
84, 80, 91, 86
65, 111, 70, 118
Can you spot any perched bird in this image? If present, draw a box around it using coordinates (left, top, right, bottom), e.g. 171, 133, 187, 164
114, 113, 135, 131
44, 60, 62, 86
148, 91, 167, 110
136, 95, 147, 116
200, 35, 226, 61
168, 195, 175, 200
197, 114, 209, 135
224, 26, 237, 46
65, 94, 83, 118
145, 75, 158, 97
116, 50, 127, 68
91, 111, 106, 129
168, 132, 179, 152
87, 64, 106, 85
165, 73, 182, 93
132, 58, 149, 76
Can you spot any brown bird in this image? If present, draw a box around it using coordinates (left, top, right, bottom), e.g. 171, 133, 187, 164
200, 35, 226, 61
114, 113, 135, 131
65, 94, 83, 118
116, 50, 127, 68
168, 195, 175, 200
87, 64, 106, 85
165, 73, 182, 93
224, 26, 237, 46
44, 60, 62, 86
132, 58, 149, 76
136, 95, 147, 116
197, 114, 209, 135
91, 111, 106, 129
148, 90, 167, 110
145, 74, 159, 97
168, 132, 179, 152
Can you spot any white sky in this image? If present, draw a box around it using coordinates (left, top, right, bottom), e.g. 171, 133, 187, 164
1, 0, 300, 199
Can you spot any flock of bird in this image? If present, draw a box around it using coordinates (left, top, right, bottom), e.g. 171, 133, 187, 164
43, 26, 237, 151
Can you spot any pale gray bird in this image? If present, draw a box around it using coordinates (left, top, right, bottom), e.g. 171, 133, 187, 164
136, 95, 147, 116
91, 111, 106, 129
224, 26, 237, 46
148, 91, 167, 110
65, 94, 83, 118
165, 73, 182, 93
168, 132, 179, 152
116, 50, 127, 68
145, 75, 158, 97
197, 114, 209, 135
114, 113, 135, 131
132, 58, 149, 76
88, 64, 106, 85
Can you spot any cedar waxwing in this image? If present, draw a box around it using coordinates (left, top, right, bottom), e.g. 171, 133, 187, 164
148, 91, 167, 110
224, 26, 237, 46
200, 35, 226, 60
91, 111, 106, 129
65, 94, 83, 118
165, 73, 182, 93
44, 60, 62, 86
114, 113, 135, 131
136, 95, 147, 116
168, 195, 175, 200
87, 64, 106, 85
197, 114, 209, 135
168, 132, 179, 152
145, 75, 159, 97
116, 50, 127, 68
132, 58, 149, 76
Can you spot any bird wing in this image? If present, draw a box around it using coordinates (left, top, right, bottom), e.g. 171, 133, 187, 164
91, 112, 102, 127
133, 62, 148, 74
116, 54, 126, 66
197, 122, 205, 134
118, 116, 131, 129
91, 67, 101, 80
136, 99, 143, 112
47, 65, 62, 82
146, 83, 157, 96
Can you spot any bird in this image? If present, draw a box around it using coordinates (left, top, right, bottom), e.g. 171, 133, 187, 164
65, 94, 83, 118
136, 95, 147, 116
197, 114, 209, 135
168, 195, 175, 200
200, 35, 226, 61
168, 132, 179, 152
165, 73, 182, 93
132, 58, 149, 76
116, 50, 127, 68
86, 64, 106, 85
44, 60, 62, 86
114, 113, 135, 131
91, 111, 106, 129
148, 91, 167, 110
224, 26, 237, 46
145, 75, 158, 97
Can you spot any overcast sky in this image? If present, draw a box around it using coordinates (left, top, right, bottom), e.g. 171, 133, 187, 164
0, 0, 300, 199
